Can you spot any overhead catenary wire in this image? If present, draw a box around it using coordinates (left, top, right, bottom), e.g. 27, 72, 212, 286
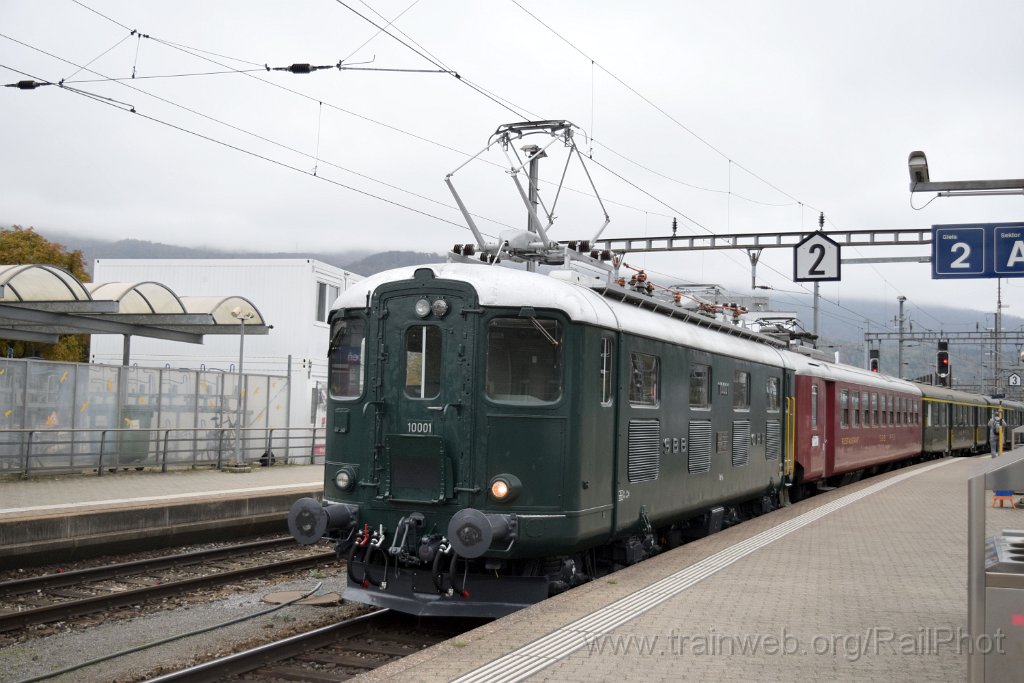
16, 5, 684, 223
508, 0, 820, 213
18, 4, 897, 333
331, 0, 531, 120
61, 0, 762, 232
0, 41, 520, 234
0, 65, 481, 233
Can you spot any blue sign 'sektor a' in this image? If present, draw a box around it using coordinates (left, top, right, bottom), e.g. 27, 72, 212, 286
932, 222, 1024, 279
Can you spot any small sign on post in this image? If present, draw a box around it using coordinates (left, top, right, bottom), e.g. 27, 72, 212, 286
793, 231, 841, 282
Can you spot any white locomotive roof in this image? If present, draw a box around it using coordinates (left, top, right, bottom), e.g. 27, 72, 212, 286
335, 263, 788, 367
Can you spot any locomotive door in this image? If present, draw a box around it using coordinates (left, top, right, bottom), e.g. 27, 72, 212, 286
375, 286, 476, 503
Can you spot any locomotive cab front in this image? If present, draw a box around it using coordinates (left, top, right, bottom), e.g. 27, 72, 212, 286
289, 266, 577, 616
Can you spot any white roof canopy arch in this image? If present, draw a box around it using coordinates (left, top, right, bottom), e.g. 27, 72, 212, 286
0, 265, 271, 363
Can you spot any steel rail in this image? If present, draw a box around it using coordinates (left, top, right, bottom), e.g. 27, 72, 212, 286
0, 550, 335, 632
0, 537, 296, 597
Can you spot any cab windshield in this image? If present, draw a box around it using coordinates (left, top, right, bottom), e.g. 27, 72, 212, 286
329, 318, 365, 399
485, 317, 562, 403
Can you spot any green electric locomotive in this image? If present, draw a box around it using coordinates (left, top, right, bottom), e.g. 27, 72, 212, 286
288, 261, 795, 616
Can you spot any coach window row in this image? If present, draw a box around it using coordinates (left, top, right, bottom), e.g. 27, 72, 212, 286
840, 389, 919, 428
625, 355, 782, 413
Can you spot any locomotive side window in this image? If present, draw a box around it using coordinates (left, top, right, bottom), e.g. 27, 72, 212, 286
871, 393, 879, 426
600, 336, 614, 406
733, 371, 750, 410
852, 391, 860, 427
485, 317, 562, 403
690, 364, 710, 409
840, 389, 849, 427
628, 353, 660, 407
329, 318, 366, 399
862, 392, 869, 426
766, 377, 780, 412
404, 326, 442, 399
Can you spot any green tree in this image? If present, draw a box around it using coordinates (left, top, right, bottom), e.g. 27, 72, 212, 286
0, 226, 90, 361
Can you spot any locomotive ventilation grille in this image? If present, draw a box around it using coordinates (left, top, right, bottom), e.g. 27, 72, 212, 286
627, 419, 660, 482
732, 420, 751, 467
766, 420, 781, 460
688, 421, 712, 473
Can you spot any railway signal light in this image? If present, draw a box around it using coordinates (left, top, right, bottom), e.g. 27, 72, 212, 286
936, 340, 950, 378
868, 349, 880, 373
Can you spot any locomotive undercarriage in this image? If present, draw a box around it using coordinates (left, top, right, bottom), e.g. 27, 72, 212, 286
317, 484, 786, 618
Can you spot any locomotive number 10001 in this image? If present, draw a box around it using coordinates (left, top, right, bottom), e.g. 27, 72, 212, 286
407, 422, 433, 434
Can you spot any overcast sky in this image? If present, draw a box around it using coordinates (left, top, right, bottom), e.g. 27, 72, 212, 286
2, 0, 1023, 334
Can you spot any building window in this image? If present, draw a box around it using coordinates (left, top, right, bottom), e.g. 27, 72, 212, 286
629, 353, 660, 407
404, 326, 442, 399
766, 377, 780, 412
600, 336, 614, 406
316, 282, 341, 323
733, 371, 750, 410
840, 389, 849, 427
485, 317, 562, 404
690, 363, 710, 409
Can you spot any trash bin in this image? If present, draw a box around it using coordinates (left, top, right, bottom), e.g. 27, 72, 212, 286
968, 448, 1024, 681
119, 404, 154, 466
983, 531, 1024, 680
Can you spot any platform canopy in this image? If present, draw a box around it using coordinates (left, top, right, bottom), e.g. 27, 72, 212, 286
0, 264, 270, 349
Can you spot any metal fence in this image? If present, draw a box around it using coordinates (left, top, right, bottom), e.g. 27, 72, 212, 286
0, 357, 323, 475
0, 426, 325, 475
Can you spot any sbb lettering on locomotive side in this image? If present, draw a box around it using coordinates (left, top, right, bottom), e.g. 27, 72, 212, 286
663, 437, 687, 454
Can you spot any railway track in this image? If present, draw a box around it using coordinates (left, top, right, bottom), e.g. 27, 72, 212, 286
149, 609, 485, 682
0, 537, 336, 634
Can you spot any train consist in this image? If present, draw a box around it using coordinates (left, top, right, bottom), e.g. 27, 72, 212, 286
286, 120, 1021, 617
288, 258, 1022, 617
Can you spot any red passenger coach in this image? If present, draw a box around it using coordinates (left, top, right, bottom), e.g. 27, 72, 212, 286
789, 356, 923, 497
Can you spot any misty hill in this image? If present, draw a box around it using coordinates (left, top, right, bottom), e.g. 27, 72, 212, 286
8, 227, 1020, 387
36, 230, 443, 278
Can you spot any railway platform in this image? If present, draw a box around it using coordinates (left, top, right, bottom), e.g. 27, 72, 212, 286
0, 464, 322, 568
361, 451, 1024, 682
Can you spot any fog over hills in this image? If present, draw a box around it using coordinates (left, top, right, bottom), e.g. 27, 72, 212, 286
8, 226, 1021, 389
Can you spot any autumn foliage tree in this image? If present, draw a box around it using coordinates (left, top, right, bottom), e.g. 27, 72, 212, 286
0, 226, 90, 361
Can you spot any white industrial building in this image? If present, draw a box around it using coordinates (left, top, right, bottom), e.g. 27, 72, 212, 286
90, 259, 363, 431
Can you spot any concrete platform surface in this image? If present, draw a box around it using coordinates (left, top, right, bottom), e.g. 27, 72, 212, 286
359, 455, 1023, 682
0, 464, 323, 567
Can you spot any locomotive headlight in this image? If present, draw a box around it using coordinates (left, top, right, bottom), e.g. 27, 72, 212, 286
334, 466, 357, 492
488, 474, 522, 503
431, 298, 449, 318
414, 298, 431, 318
